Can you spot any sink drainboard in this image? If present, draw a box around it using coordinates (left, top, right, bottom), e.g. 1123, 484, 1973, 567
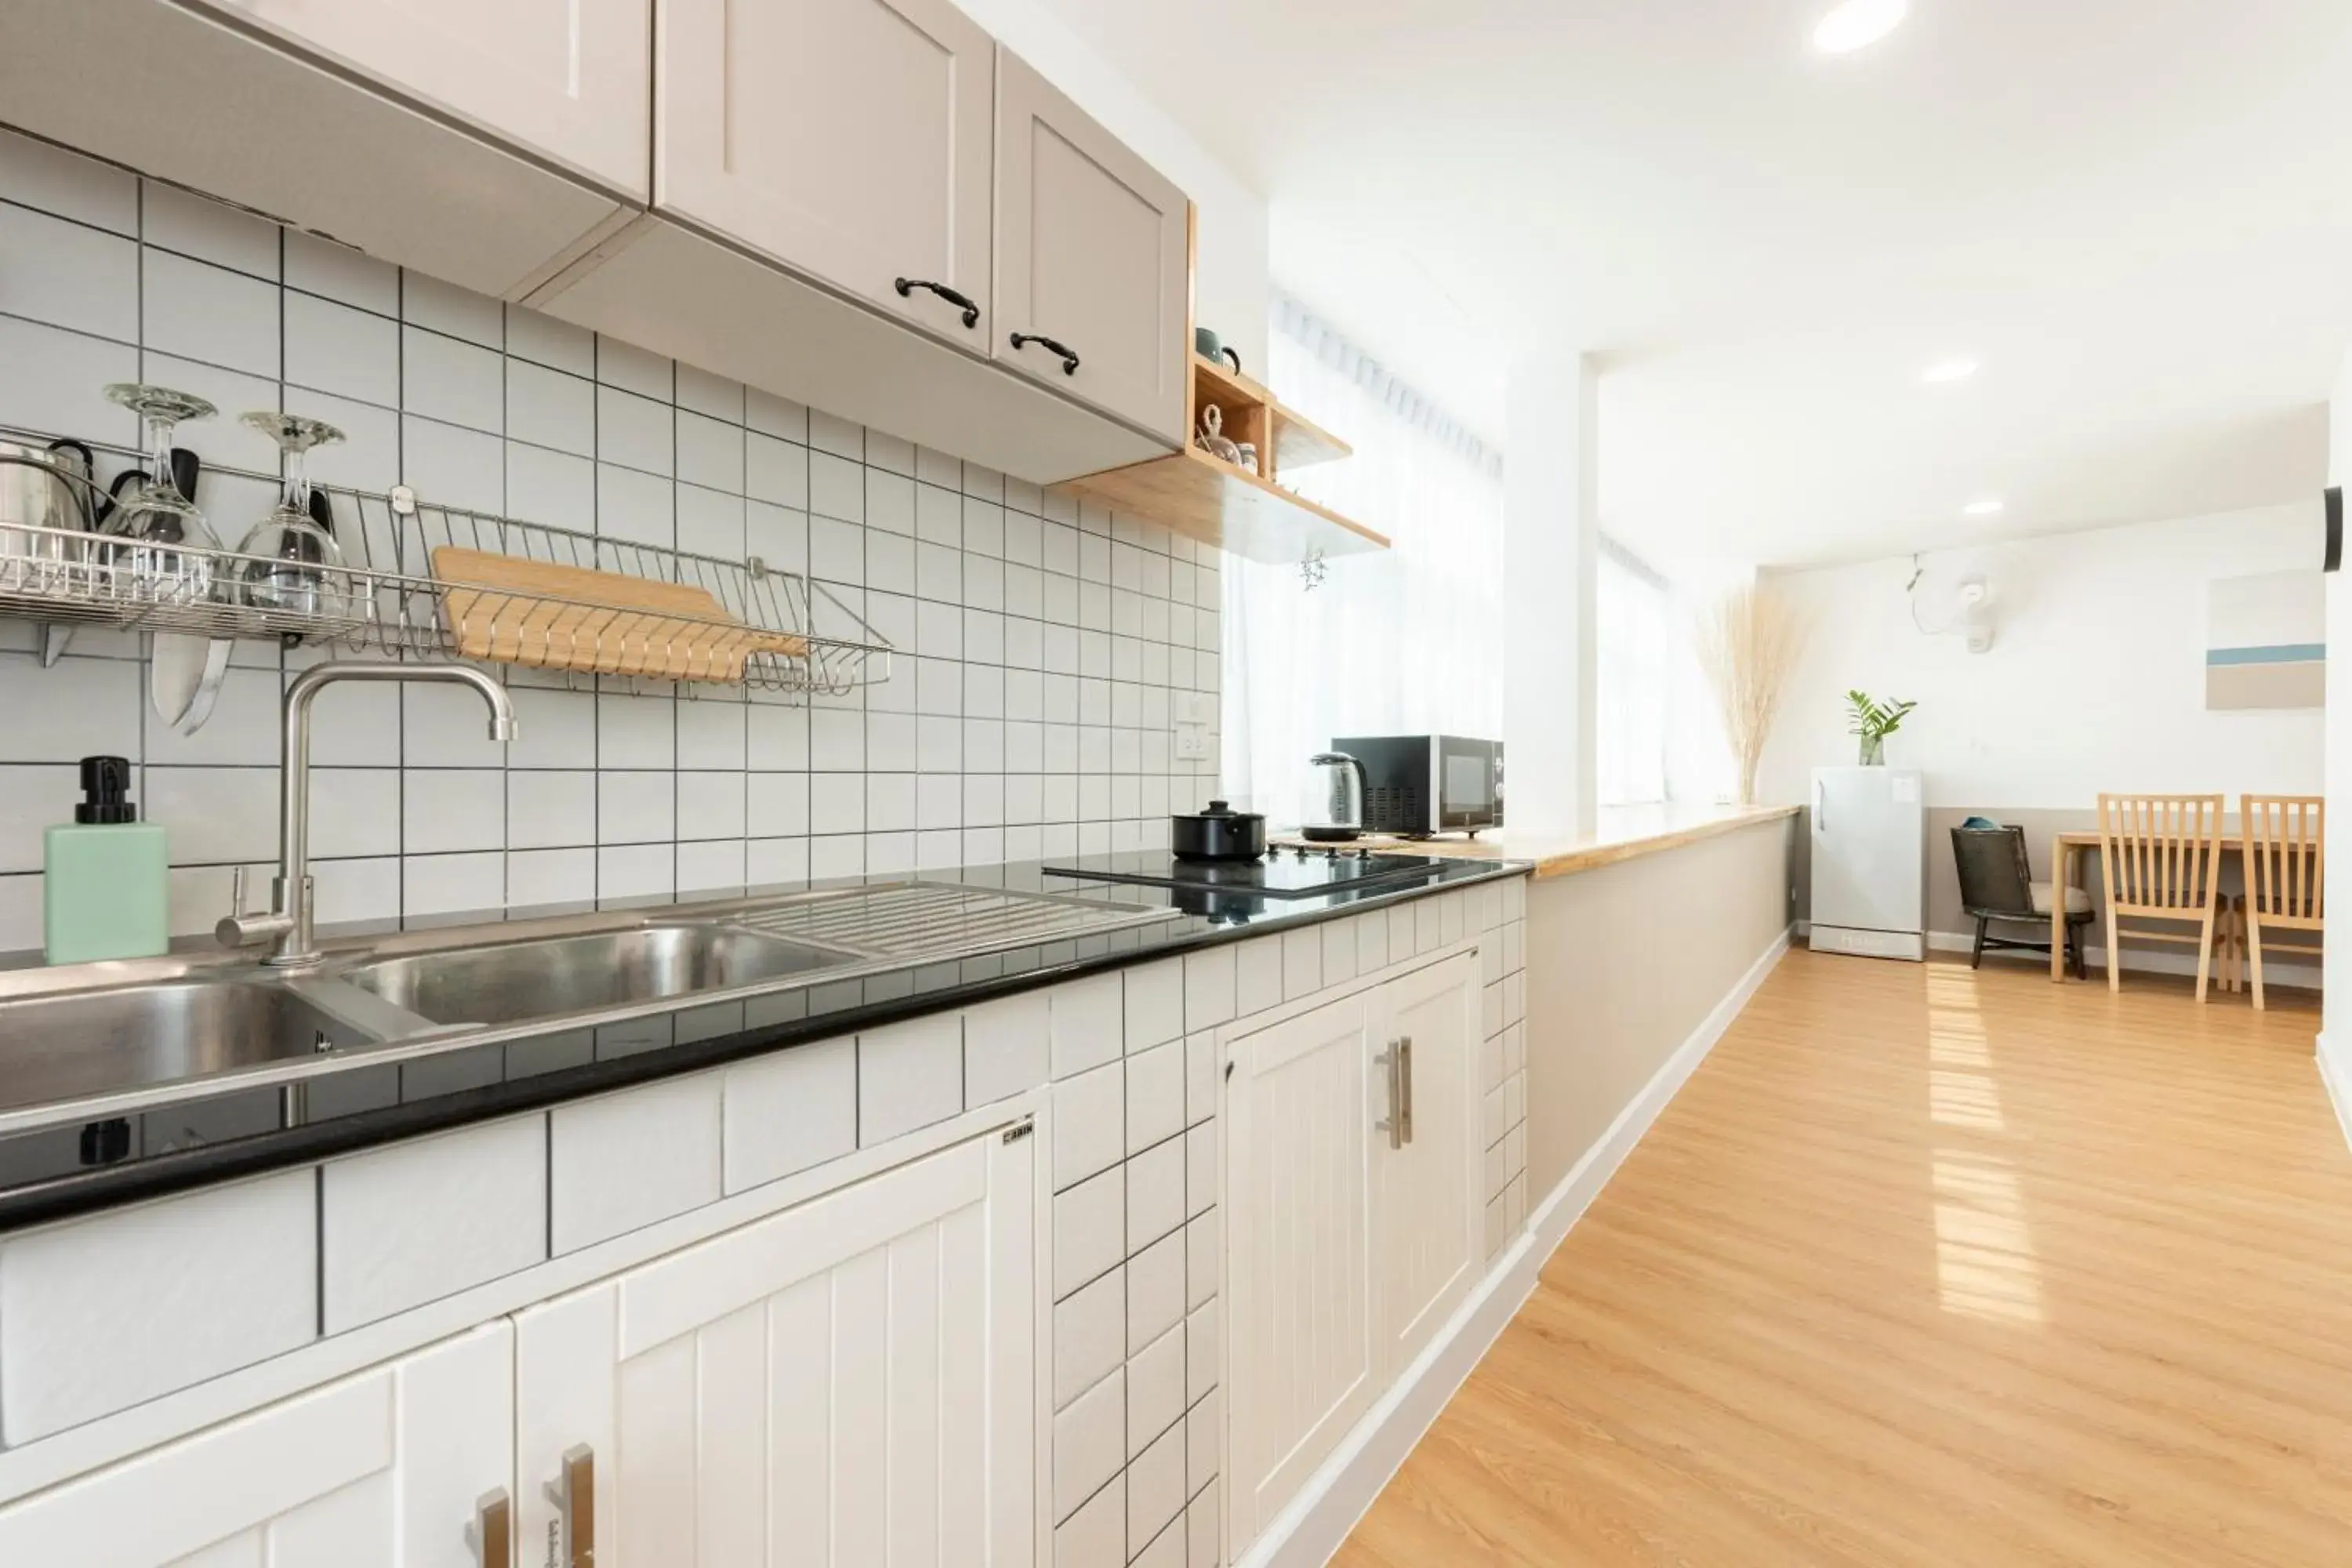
734, 880, 1178, 964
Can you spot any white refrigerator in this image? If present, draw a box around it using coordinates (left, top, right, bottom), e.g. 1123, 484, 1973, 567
1809, 767, 1926, 960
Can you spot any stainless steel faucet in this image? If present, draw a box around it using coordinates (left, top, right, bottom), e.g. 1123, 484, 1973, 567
220, 662, 517, 966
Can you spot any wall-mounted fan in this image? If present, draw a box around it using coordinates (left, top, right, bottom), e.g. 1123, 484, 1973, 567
1906, 557, 1998, 653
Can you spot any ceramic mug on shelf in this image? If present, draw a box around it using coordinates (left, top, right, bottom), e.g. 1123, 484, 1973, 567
1194, 325, 1243, 374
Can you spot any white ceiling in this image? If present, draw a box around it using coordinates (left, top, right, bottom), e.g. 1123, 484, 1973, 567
1029, 0, 2352, 567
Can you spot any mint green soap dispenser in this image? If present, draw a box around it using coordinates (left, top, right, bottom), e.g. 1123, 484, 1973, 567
44, 755, 169, 964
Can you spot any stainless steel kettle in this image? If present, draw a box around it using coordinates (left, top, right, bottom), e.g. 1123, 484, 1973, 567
1303, 752, 1367, 842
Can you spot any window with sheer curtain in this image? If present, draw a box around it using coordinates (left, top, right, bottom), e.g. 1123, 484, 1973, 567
1222, 298, 1507, 826
1597, 539, 1671, 805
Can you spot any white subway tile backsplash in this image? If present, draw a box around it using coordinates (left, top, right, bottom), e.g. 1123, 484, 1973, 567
285, 291, 398, 405
144, 248, 278, 376
0, 137, 1219, 950
403, 851, 505, 918
503, 440, 593, 529
145, 766, 278, 865
595, 459, 673, 546
598, 770, 676, 845
506, 359, 594, 455
404, 325, 505, 434
676, 771, 746, 840
675, 837, 745, 892
0, 655, 136, 764
0, 135, 134, 233
0, 201, 136, 342
508, 846, 596, 908
404, 272, 503, 348
597, 383, 674, 475
402, 768, 506, 855
401, 413, 504, 514
0, 315, 136, 445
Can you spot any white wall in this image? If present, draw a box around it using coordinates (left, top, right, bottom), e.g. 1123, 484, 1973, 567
2324, 350, 2352, 1058
957, 0, 1270, 372
1759, 505, 2325, 810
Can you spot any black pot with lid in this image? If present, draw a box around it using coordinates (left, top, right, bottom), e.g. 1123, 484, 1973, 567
1171, 799, 1267, 862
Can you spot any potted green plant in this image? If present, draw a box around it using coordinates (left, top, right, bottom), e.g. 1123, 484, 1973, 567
1846, 690, 1916, 766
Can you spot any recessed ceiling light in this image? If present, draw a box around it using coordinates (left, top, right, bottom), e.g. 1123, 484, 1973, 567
1962, 499, 2005, 517
1814, 0, 1911, 54
1922, 358, 1979, 384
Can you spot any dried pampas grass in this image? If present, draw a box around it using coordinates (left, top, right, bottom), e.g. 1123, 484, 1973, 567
1693, 582, 1807, 805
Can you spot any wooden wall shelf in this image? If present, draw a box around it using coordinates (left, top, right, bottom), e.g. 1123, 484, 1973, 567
1062, 447, 1389, 562
1055, 353, 1385, 564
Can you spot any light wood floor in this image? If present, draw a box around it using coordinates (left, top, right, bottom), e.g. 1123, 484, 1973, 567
1334, 951, 2351, 1567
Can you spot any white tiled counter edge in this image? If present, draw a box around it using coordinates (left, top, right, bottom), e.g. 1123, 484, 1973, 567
0, 872, 1533, 1559
1046, 872, 1528, 1568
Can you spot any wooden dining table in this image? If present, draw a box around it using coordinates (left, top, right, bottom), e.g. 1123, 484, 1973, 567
2046, 829, 2252, 982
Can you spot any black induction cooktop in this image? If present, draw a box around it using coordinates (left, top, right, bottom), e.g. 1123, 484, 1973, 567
1040, 848, 1455, 900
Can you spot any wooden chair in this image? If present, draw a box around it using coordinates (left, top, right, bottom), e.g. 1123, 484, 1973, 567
2096, 793, 2226, 1000
2241, 794, 2324, 1011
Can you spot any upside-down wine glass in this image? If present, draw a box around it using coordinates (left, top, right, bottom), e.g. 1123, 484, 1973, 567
98, 383, 221, 604
235, 412, 352, 625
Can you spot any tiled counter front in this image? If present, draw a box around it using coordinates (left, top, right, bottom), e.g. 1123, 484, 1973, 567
1047, 873, 1530, 1568
0, 874, 1530, 1537
0, 990, 1042, 1455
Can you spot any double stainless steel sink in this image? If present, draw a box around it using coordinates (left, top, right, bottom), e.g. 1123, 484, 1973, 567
340, 924, 849, 1028
0, 881, 1180, 1138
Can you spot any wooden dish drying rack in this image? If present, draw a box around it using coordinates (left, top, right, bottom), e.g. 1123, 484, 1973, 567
0, 423, 892, 697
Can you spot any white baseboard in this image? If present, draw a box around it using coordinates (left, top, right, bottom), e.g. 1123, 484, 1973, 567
1236, 924, 1795, 1568
1524, 924, 1792, 1256
2320, 1033, 2352, 1155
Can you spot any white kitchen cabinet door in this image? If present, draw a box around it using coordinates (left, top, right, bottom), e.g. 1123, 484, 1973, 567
1222, 992, 1380, 1552
993, 49, 1191, 443
201, 0, 652, 198
659, 0, 996, 346
514, 1123, 1038, 1566
1374, 953, 1484, 1377
0, 1323, 514, 1567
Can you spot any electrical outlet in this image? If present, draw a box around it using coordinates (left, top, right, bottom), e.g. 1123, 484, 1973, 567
1174, 725, 1208, 760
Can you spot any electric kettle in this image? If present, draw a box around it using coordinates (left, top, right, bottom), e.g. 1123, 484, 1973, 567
1302, 752, 1367, 842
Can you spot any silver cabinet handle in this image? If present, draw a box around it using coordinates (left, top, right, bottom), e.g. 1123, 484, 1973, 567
544, 1445, 594, 1568
1375, 1040, 1404, 1150
1399, 1034, 1415, 1145
470, 1488, 510, 1568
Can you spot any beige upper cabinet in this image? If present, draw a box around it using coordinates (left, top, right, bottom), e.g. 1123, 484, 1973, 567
994, 49, 1191, 444
658, 0, 997, 347
202, 0, 652, 200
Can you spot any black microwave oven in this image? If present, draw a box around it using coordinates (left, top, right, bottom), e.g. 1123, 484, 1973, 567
1331, 735, 1504, 837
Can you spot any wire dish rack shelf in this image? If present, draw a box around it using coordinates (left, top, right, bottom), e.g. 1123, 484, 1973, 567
0, 423, 893, 697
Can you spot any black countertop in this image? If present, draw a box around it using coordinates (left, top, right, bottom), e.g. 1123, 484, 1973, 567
0, 853, 1527, 1231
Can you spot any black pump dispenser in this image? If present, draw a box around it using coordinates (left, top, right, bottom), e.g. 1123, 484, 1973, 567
75, 755, 138, 825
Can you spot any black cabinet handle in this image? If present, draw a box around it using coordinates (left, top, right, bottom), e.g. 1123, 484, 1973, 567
894, 277, 980, 329
1009, 332, 1081, 376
